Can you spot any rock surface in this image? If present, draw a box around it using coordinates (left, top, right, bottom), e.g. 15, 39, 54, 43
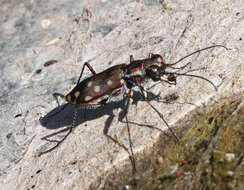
0, 0, 243, 189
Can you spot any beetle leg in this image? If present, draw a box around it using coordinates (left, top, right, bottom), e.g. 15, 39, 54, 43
130, 55, 134, 63
42, 93, 68, 119
53, 92, 65, 106
77, 62, 97, 85
94, 89, 121, 106
43, 63, 96, 120
104, 89, 137, 174
97, 97, 110, 106
146, 78, 176, 91
139, 86, 179, 142
111, 89, 121, 97
123, 89, 136, 174
161, 78, 176, 85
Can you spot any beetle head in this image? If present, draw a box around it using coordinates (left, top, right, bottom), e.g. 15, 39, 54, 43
145, 54, 167, 81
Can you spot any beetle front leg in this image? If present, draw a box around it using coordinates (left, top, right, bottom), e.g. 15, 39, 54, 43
166, 74, 177, 85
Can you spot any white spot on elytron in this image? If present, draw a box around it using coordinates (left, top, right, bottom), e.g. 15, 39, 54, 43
107, 80, 113, 86
74, 91, 80, 98
84, 96, 92, 101
94, 85, 100, 92
87, 81, 93, 87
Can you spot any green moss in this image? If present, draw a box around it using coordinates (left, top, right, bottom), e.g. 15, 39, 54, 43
98, 94, 244, 190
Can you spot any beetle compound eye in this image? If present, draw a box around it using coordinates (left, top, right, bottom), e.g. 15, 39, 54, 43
146, 65, 161, 81
150, 54, 163, 63
156, 55, 163, 63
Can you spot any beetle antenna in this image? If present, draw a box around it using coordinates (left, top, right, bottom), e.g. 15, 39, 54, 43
166, 45, 229, 66
181, 67, 206, 74
167, 61, 192, 70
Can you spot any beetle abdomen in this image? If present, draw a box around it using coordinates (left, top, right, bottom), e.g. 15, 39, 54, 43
65, 64, 126, 105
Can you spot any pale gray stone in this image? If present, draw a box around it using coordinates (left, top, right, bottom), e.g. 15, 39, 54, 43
0, 0, 243, 189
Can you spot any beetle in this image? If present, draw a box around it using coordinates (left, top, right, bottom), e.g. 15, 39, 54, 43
39, 45, 228, 173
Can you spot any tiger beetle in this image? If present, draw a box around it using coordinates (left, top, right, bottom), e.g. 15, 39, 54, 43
39, 45, 228, 174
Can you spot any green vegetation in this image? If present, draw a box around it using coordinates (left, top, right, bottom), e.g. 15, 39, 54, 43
99, 94, 244, 190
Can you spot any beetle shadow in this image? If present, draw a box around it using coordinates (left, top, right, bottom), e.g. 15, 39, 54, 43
40, 90, 162, 131
39, 90, 167, 156
38, 90, 171, 175
39, 92, 156, 151
40, 99, 123, 131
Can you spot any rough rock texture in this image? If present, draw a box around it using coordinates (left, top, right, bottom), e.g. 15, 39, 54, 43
0, 0, 243, 189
